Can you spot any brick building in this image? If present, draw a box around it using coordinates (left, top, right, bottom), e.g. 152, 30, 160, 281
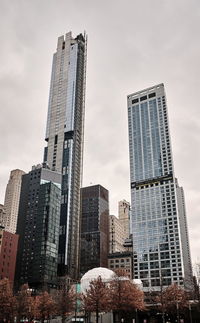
0, 226, 18, 286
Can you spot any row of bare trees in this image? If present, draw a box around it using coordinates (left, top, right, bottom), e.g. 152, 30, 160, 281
0, 278, 75, 323
82, 275, 191, 322
82, 274, 145, 322
0, 271, 144, 323
0, 273, 192, 323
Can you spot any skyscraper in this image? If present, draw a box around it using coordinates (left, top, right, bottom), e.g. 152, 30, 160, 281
80, 185, 109, 275
4, 169, 25, 233
127, 83, 193, 291
43, 32, 87, 279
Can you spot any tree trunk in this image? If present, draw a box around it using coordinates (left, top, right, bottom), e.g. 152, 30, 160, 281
112, 311, 114, 323
96, 308, 99, 323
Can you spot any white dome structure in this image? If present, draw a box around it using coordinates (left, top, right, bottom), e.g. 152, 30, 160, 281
133, 278, 143, 289
81, 267, 115, 293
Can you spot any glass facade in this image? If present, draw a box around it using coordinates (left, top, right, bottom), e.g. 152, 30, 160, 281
127, 84, 184, 291
43, 32, 87, 279
15, 166, 61, 290
80, 185, 109, 275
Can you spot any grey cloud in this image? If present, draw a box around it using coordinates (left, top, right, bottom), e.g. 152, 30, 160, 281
0, 0, 200, 264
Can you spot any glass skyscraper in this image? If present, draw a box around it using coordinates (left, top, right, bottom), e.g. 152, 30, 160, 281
15, 166, 61, 290
43, 32, 87, 279
80, 185, 109, 275
127, 84, 193, 291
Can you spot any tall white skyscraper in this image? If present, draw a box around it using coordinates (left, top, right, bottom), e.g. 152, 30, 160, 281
127, 83, 193, 291
3, 169, 25, 234
44, 32, 87, 279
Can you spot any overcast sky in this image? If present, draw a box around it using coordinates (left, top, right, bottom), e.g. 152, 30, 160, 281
0, 0, 200, 264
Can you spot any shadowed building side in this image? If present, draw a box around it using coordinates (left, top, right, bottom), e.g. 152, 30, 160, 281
15, 165, 61, 291
80, 185, 109, 276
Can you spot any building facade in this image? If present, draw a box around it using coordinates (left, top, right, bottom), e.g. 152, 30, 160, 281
109, 215, 126, 253
0, 204, 6, 228
176, 181, 194, 290
0, 226, 18, 287
3, 169, 25, 233
127, 83, 193, 291
15, 165, 61, 290
80, 185, 109, 276
118, 200, 130, 238
108, 251, 133, 279
43, 32, 87, 279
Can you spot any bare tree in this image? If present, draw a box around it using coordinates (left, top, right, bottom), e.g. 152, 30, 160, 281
0, 278, 16, 322
82, 276, 112, 323
157, 283, 188, 321
56, 280, 76, 323
34, 291, 56, 322
110, 271, 145, 322
16, 283, 34, 322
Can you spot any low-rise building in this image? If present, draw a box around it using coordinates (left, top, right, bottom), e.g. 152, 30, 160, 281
0, 226, 19, 286
108, 251, 133, 279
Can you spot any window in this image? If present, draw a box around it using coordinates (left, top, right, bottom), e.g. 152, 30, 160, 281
148, 92, 156, 98
140, 271, 148, 278
132, 98, 139, 104
150, 253, 158, 260
142, 280, 149, 287
151, 270, 159, 278
140, 263, 148, 270
150, 262, 159, 269
140, 95, 147, 101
